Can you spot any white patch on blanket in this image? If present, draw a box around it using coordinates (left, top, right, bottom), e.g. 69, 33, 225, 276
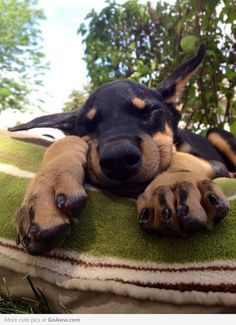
0, 162, 35, 178
228, 194, 236, 201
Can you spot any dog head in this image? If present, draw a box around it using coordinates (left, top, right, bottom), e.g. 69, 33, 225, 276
9, 45, 205, 194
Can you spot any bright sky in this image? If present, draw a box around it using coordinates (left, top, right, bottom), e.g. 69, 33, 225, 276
37, 0, 161, 114
1, 0, 173, 130
37, 0, 108, 114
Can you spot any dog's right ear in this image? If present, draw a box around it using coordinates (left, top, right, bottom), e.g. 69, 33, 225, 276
157, 44, 205, 104
8, 109, 86, 135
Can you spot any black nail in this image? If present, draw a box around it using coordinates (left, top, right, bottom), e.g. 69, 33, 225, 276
28, 223, 39, 235
56, 193, 67, 209
16, 234, 21, 246
139, 208, 151, 224
208, 193, 220, 206
22, 234, 31, 247
179, 189, 187, 203
177, 204, 189, 217
29, 206, 35, 223
162, 207, 172, 221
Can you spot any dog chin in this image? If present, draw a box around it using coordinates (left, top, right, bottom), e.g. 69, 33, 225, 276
86, 162, 161, 197
88, 172, 154, 197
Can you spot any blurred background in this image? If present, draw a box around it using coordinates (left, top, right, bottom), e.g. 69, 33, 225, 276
0, 0, 235, 139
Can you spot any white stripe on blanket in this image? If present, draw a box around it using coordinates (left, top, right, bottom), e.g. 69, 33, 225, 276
228, 194, 236, 201
0, 238, 236, 306
0, 163, 101, 192
0, 238, 236, 287
1, 251, 236, 307
0, 162, 35, 178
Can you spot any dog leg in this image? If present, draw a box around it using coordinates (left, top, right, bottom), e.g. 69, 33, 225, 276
137, 152, 229, 235
15, 136, 88, 255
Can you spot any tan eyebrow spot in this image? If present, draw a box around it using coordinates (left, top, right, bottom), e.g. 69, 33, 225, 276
86, 107, 97, 121
178, 142, 192, 153
164, 124, 173, 137
132, 97, 146, 109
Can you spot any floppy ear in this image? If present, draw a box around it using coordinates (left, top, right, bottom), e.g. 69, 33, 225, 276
157, 44, 205, 103
8, 109, 81, 135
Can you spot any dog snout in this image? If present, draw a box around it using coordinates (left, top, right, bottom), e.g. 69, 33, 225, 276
99, 141, 142, 180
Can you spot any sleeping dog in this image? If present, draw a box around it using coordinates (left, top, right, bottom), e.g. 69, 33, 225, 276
9, 45, 236, 255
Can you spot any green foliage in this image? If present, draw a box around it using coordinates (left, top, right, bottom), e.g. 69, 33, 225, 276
63, 85, 91, 112
78, 0, 236, 133
0, 0, 48, 111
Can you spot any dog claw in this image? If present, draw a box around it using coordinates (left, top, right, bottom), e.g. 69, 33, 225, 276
208, 193, 220, 206
177, 204, 189, 217
139, 208, 151, 224
22, 234, 31, 247
162, 206, 172, 221
56, 193, 67, 209
19, 223, 70, 255
16, 234, 21, 246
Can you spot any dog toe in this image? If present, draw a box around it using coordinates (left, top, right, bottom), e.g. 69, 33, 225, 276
198, 180, 229, 224
175, 181, 209, 233
25, 223, 70, 255
55, 193, 87, 220
137, 175, 229, 237
137, 186, 180, 236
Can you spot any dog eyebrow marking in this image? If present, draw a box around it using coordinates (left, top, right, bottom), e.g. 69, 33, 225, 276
153, 125, 173, 146
178, 142, 192, 153
132, 97, 146, 109
86, 107, 97, 121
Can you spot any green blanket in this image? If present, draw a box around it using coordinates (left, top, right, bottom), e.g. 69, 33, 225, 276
1, 132, 236, 306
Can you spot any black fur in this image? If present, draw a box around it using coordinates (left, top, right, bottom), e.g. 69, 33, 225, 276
8, 45, 236, 181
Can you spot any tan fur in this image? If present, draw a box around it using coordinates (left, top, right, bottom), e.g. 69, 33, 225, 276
152, 124, 174, 172
167, 152, 213, 177
207, 132, 236, 167
142, 152, 213, 194
132, 97, 146, 109
198, 180, 229, 223
137, 152, 229, 233
178, 142, 192, 153
87, 134, 168, 189
166, 68, 199, 104
16, 136, 88, 234
86, 107, 97, 121
81, 135, 92, 142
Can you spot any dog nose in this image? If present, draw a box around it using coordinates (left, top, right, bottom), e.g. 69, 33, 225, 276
99, 142, 141, 180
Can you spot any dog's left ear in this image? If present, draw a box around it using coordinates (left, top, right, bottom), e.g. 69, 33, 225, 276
8, 110, 81, 135
157, 44, 205, 103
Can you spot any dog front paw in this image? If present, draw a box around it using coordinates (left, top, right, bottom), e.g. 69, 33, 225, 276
137, 172, 229, 236
15, 172, 87, 255
15, 136, 88, 255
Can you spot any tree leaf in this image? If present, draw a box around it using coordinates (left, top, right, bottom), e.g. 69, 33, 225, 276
180, 35, 198, 53
230, 121, 236, 136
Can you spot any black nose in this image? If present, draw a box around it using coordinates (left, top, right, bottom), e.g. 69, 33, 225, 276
99, 141, 141, 180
